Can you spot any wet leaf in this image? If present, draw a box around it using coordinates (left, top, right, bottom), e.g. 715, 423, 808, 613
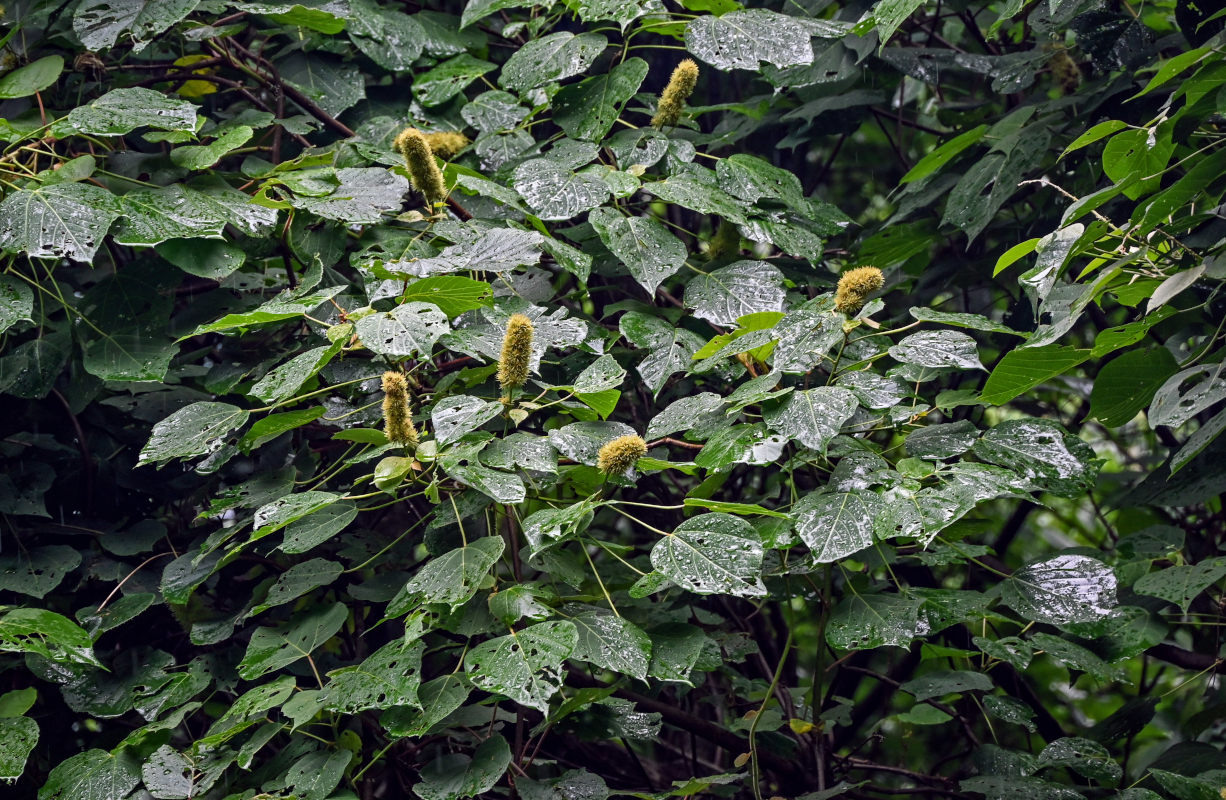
1002, 554, 1117, 625
651, 513, 765, 597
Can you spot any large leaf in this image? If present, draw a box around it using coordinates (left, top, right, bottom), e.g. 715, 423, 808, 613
355, 301, 449, 357
73, 0, 200, 51
1001, 554, 1117, 625
0, 182, 121, 262
0, 608, 101, 667
619, 311, 706, 395
294, 168, 410, 223
589, 207, 686, 295
888, 330, 984, 371
499, 32, 607, 93
66, 87, 197, 135
826, 593, 925, 650
971, 418, 1097, 497
0, 716, 37, 780
685, 10, 815, 70
554, 57, 648, 142
795, 491, 881, 563
762, 386, 858, 453
322, 639, 424, 713
0, 55, 64, 99
651, 513, 765, 597
465, 621, 578, 712
388, 537, 506, 613
568, 607, 652, 680
416, 733, 511, 800
684, 261, 786, 326
278, 53, 365, 117
38, 749, 142, 800
1149, 363, 1226, 428
237, 602, 349, 680
512, 158, 610, 220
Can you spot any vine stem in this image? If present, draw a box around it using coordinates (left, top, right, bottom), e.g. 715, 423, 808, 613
749, 627, 794, 800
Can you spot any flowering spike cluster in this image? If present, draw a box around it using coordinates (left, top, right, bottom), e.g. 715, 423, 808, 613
421, 131, 470, 160
1049, 50, 1082, 94
652, 59, 699, 129
706, 218, 740, 260
381, 371, 419, 448
598, 435, 648, 475
497, 313, 534, 391
394, 127, 447, 207
834, 266, 885, 316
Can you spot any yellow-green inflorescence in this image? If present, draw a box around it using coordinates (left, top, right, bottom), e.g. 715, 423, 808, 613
834, 266, 885, 316
497, 313, 534, 392
598, 435, 648, 475
421, 130, 470, 160
652, 59, 699, 129
394, 127, 448, 207
381, 371, 419, 448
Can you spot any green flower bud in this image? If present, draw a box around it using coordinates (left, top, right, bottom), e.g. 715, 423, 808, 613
497, 313, 534, 391
652, 59, 699, 129
394, 127, 447, 207
382, 371, 419, 448
597, 435, 648, 475
834, 266, 885, 316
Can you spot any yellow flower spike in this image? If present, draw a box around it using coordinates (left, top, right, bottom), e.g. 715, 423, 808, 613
652, 59, 699, 129
421, 131, 470, 160
497, 313, 534, 391
834, 266, 885, 316
381, 371, 419, 448
597, 435, 648, 475
394, 127, 447, 207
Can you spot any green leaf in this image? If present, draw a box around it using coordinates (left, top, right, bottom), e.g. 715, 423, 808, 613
414, 53, 496, 106
0, 56, 64, 99
554, 57, 648, 142
383, 673, 471, 738
589, 207, 687, 295
0, 182, 121, 262
169, 125, 254, 170
826, 593, 925, 650
1131, 46, 1210, 98
1133, 558, 1226, 613
402, 276, 493, 318
0, 608, 100, 667
569, 607, 652, 680
1036, 737, 1121, 783
356, 301, 449, 358
889, 330, 984, 371
684, 260, 785, 326
1102, 126, 1174, 200
1149, 363, 1226, 428
0, 545, 80, 599
908, 307, 1023, 336
651, 513, 765, 597
620, 311, 706, 395
993, 237, 1041, 276
346, 0, 425, 70
250, 558, 342, 616
388, 537, 505, 614
682, 498, 788, 518
294, 167, 410, 223
281, 502, 358, 554
685, 10, 814, 70
67, 87, 197, 135
900, 125, 988, 184
465, 621, 578, 712
250, 342, 344, 405
1001, 554, 1117, 625
795, 491, 880, 563
113, 185, 230, 246
871, 0, 925, 44
1059, 120, 1129, 159
499, 32, 607, 93
188, 287, 344, 337
139, 402, 250, 466
37, 749, 142, 800
416, 733, 511, 800
278, 53, 365, 117
241, 407, 324, 451
0, 275, 33, 334
512, 158, 611, 221
73, 0, 199, 51
432, 396, 504, 445
979, 345, 1090, 405
763, 386, 858, 453
322, 639, 424, 713
1089, 347, 1179, 427
253, 491, 340, 539
0, 716, 37, 780
959, 776, 1087, 800
971, 418, 1097, 497
547, 421, 636, 466
238, 602, 349, 680
901, 670, 993, 701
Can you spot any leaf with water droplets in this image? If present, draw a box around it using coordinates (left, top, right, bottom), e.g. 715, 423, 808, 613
972, 417, 1097, 497
278, 52, 365, 116
432, 396, 503, 445
589, 207, 686, 295
685, 10, 815, 71
763, 386, 858, 454
73, 0, 199, 52
322, 639, 424, 713
547, 421, 636, 466
1001, 554, 1117, 625
619, 311, 705, 396
250, 342, 344, 405
826, 593, 926, 650
889, 330, 984, 371
0, 275, 33, 334
554, 57, 648, 142
38, 748, 142, 800
684, 261, 786, 326
0, 608, 101, 667
1037, 737, 1121, 783
416, 733, 512, 800
1133, 557, 1226, 613
294, 167, 410, 224
237, 602, 348, 680
139, 402, 249, 466
355, 302, 449, 358
346, 0, 425, 70
0, 716, 37, 780
1148, 363, 1226, 428
413, 53, 496, 106
465, 621, 578, 713
67, 87, 197, 135
500, 32, 608, 93
388, 537, 506, 614
568, 606, 652, 680
795, 491, 881, 564
651, 513, 765, 597
382, 673, 471, 738
113, 185, 229, 245
512, 158, 611, 221
0, 182, 121, 263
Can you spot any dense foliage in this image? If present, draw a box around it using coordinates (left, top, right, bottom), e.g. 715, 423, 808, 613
1, 0, 1224, 799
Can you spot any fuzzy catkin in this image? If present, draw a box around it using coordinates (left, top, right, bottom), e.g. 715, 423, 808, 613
597, 435, 648, 475
381, 371, 419, 448
1049, 50, 1082, 94
394, 127, 447, 207
652, 59, 699, 129
422, 131, 470, 160
706, 218, 741, 260
834, 266, 885, 316
497, 314, 534, 391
